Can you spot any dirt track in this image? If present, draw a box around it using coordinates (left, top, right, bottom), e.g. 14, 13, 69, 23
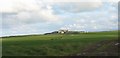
70, 39, 119, 56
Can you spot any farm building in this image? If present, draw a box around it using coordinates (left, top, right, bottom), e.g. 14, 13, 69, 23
58, 29, 68, 34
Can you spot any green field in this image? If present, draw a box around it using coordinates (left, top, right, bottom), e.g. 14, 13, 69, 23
1, 31, 119, 56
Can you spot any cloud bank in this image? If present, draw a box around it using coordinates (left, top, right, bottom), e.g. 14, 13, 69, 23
0, 0, 119, 36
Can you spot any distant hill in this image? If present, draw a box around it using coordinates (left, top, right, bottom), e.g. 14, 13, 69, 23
1, 30, 119, 38
44, 30, 86, 35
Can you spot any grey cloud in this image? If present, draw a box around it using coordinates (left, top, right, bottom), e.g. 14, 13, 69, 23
52, 2, 102, 13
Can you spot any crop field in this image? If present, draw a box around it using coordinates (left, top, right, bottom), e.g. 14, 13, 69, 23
1, 31, 119, 56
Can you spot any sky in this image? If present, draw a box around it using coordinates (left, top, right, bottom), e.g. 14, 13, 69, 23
0, 0, 119, 36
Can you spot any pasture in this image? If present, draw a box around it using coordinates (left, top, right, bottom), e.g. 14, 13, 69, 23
2, 31, 119, 56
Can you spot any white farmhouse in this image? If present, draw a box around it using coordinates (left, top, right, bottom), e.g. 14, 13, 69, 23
58, 30, 68, 34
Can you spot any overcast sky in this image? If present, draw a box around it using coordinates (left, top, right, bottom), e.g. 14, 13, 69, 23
0, 0, 119, 36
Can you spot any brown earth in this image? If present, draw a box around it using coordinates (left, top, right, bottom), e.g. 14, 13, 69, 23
70, 39, 119, 56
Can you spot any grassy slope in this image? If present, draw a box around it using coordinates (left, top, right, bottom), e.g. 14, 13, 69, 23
2, 31, 118, 56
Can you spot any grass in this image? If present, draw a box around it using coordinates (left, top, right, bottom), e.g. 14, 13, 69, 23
2, 31, 119, 56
